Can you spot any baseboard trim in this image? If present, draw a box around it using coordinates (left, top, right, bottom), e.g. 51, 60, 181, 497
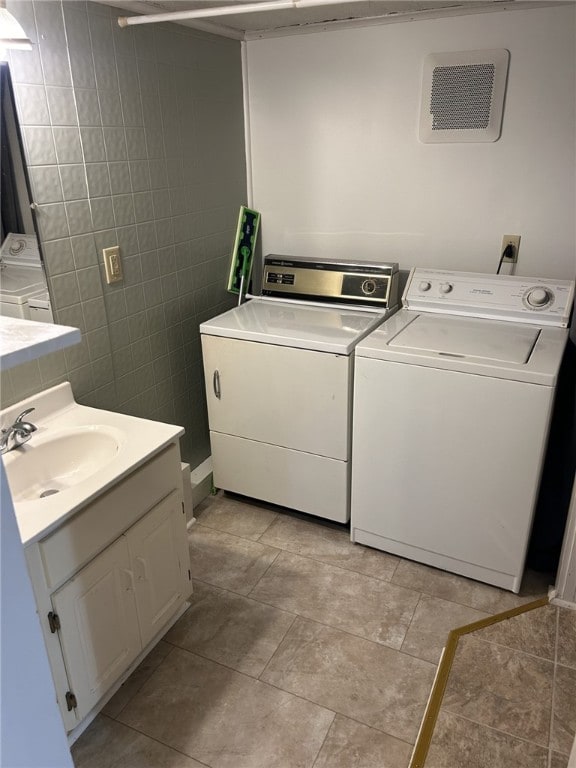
190, 457, 213, 508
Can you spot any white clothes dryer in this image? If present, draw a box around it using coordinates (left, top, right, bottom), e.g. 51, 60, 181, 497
200, 255, 399, 523
351, 268, 574, 592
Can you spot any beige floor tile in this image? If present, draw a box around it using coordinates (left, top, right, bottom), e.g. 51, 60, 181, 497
551, 664, 576, 754
550, 751, 569, 768
401, 595, 489, 664
442, 636, 554, 746
473, 604, 557, 660
189, 524, 279, 594
72, 715, 206, 768
261, 616, 435, 744
557, 607, 576, 669
102, 640, 173, 718
313, 714, 412, 768
425, 710, 548, 768
194, 492, 278, 540
249, 550, 419, 648
391, 560, 549, 614
259, 513, 399, 580
118, 647, 334, 768
164, 581, 295, 676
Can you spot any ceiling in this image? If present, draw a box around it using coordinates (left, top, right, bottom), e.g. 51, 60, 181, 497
102, 0, 570, 40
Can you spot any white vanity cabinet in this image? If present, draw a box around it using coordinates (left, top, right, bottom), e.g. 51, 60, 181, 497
25, 442, 192, 732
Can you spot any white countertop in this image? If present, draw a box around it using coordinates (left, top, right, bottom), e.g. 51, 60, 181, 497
0, 316, 81, 370
1, 383, 184, 545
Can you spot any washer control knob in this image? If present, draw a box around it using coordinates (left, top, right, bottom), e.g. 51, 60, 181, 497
362, 279, 376, 295
526, 287, 550, 308
418, 281, 432, 292
440, 282, 453, 294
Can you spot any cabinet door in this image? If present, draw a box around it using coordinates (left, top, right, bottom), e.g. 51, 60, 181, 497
127, 490, 191, 648
202, 334, 351, 460
51, 537, 141, 722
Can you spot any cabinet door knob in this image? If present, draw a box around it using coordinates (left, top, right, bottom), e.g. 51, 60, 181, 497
134, 556, 148, 582
213, 370, 221, 399
122, 569, 135, 592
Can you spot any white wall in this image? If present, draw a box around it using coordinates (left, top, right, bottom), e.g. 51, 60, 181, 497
245, 6, 576, 280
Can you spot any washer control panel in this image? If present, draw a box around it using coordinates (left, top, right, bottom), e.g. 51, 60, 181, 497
262, 255, 400, 308
403, 268, 575, 327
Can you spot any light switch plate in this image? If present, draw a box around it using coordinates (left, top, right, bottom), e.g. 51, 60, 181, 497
103, 246, 123, 284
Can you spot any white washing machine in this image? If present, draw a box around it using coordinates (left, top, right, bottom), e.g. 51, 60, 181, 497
0, 264, 48, 319
200, 255, 399, 523
0, 234, 52, 321
351, 268, 575, 592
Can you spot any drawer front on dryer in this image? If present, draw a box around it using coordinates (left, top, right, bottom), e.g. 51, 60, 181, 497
201, 334, 351, 460
210, 432, 349, 522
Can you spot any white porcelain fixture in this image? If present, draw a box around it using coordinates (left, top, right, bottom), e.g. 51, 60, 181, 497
4, 425, 123, 503
1, 381, 183, 545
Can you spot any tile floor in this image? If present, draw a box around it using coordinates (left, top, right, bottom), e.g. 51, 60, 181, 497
71, 492, 570, 768
426, 602, 576, 768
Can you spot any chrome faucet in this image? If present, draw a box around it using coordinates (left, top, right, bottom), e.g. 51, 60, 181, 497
0, 408, 37, 455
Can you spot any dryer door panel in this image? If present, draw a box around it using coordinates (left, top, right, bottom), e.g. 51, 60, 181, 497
202, 334, 351, 460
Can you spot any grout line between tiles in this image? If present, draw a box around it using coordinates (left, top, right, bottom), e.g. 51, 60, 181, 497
309, 711, 337, 768
136, 643, 347, 741
185, 567, 441, 668
464, 630, 558, 665
435, 709, 553, 754
254, 512, 281, 541
549, 605, 560, 764
193, 509, 401, 584
399, 592, 426, 656
107, 642, 178, 721
101, 711, 213, 768
245, 548, 283, 597
193, 517, 402, 585
259, 674, 420, 747
244, 591, 429, 662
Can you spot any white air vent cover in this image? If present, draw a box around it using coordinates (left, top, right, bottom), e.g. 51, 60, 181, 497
419, 49, 510, 143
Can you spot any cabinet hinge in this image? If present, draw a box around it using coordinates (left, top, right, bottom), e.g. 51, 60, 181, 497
65, 691, 78, 711
48, 611, 61, 633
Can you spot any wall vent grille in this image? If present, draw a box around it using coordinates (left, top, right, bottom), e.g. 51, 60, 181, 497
420, 50, 509, 143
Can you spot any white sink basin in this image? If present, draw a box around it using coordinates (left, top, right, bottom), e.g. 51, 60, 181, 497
4, 426, 123, 503
1, 382, 184, 545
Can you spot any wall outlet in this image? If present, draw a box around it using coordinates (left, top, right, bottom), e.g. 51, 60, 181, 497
103, 246, 123, 284
501, 234, 521, 263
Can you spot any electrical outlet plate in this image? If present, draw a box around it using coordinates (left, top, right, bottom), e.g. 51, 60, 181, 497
103, 246, 123, 284
501, 235, 521, 263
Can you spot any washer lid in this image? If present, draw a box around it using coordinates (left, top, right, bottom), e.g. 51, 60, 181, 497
0, 266, 46, 304
390, 314, 540, 364
199, 298, 386, 354
355, 308, 569, 385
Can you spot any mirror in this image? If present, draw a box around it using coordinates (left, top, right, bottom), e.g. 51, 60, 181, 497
0, 62, 53, 322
